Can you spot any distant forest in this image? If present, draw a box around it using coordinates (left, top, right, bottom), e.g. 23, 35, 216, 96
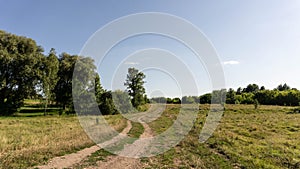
1, 30, 299, 115
152, 83, 300, 106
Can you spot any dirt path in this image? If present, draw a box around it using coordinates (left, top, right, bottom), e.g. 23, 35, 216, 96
35, 120, 132, 169
86, 116, 155, 169
36, 105, 160, 169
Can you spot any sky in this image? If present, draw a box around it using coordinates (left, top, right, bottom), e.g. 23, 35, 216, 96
1, 0, 300, 97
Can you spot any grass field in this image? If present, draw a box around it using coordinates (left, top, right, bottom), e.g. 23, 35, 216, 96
1, 103, 300, 168
0, 112, 127, 168
145, 104, 300, 168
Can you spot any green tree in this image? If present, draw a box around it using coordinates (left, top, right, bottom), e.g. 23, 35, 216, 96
277, 83, 290, 91
226, 88, 236, 104
151, 97, 167, 103
98, 91, 118, 115
211, 89, 227, 104
55, 53, 96, 112
95, 73, 104, 104
182, 96, 196, 104
200, 93, 212, 104
54, 53, 77, 110
166, 98, 173, 104
172, 97, 181, 104
236, 87, 242, 95
243, 84, 259, 93
41, 48, 59, 115
112, 90, 134, 114
0, 30, 44, 115
124, 68, 146, 108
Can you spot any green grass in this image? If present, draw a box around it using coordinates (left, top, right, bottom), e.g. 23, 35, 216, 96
0, 116, 94, 168
0, 113, 127, 169
2, 103, 300, 168
143, 104, 300, 168
138, 104, 150, 112
72, 149, 113, 169
128, 121, 144, 138
103, 121, 144, 153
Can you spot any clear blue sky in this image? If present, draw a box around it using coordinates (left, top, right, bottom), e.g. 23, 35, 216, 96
1, 0, 300, 97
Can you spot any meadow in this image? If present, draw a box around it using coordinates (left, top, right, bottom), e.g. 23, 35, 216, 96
144, 104, 300, 169
1, 103, 300, 168
0, 100, 127, 168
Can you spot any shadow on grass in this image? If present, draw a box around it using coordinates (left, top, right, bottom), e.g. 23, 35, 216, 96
13, 108, 62, 117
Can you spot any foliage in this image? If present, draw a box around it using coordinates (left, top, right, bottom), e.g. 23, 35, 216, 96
98, 91, 118, 115
277, 83, 290, 91
0, 30, 44, 115
124, 67, 147, 108
40, 48, 59, 115
226, 88, 235, 104
172, 97, 181, 104
150, 97, 167, 103
154, 83, 300, 107
182, 96, 198, 104
54, 53, 78, 111
112, 90, 134, 114
200, 93, 212, 104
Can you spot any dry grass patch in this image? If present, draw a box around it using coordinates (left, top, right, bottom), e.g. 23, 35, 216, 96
0, 114, 127, 168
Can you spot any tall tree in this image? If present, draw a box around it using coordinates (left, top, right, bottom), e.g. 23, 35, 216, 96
124, 67, 146, 108
226, 88, 236, 104
55, 53, 96, 112
41, 48, 59, 115
54, 53, 77, 110
95, 73, 104, 104
0, 30, 44, 115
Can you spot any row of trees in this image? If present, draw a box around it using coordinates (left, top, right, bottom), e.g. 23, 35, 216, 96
225, 84, 300, 106
1, 30, 298, 116
151, 84, 300, 106
0, 30, 148, 116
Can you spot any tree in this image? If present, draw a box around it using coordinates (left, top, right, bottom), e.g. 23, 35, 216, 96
182, 96, 196, 104
277, 83, 290, 91
151, 97, 167, 103
226, 88, 236, 104
243, 84, 259, 93
98, 91, 118, 115
124, 68, 146, 108
241, 92, 255, 104
236, 87, 242, 95
166, 98, 173, 104
112, 90, 134, 114
172, 97, 181, 104
41, 48, 59, 115
200, 93, 212, 104
54, 53, 77, 110
0, 30, 44, 115
211, 89, 227, 104
55, 53, 96, 112
95, 73, 104, 104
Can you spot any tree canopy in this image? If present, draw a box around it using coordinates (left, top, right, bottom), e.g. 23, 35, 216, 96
0, 30, 44, 115
124, 67, 147, 108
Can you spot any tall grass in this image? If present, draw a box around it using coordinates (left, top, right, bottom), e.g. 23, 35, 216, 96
144, 104, 299, 168
0, 114, 127, 168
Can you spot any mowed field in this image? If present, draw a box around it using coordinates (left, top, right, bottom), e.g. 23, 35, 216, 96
1, 104, 300, 168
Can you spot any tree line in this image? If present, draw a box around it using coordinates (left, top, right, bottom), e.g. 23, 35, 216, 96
0, 30, 147, 116
1, 30, 299, 116
151, 83, 300, 106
